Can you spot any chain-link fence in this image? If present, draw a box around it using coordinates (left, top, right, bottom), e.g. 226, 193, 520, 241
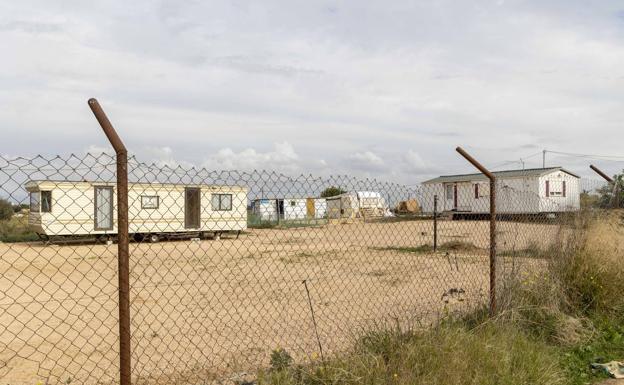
2, 150, 619, 384
1, 103, 621, 384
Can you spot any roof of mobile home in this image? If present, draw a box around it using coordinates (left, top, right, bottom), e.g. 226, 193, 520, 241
25, 180, 247, 191
422, 167, 579, 184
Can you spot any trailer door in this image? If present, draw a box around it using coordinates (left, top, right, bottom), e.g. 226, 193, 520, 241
185, 187, 201, 229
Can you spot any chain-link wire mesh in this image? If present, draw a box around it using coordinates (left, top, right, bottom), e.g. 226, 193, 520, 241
0, 153, 621, 384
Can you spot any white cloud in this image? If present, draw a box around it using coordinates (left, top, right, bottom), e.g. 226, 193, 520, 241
2, 1, 624, 181
346, 151, 385, 172
403, 150, 427, 172
202, 141, 300, 172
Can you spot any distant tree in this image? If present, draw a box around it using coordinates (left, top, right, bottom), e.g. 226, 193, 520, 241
320, 186, 346, 198
0, 198, 13, 221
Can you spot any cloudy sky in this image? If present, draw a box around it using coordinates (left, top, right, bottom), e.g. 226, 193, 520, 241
2, 0, 624, 183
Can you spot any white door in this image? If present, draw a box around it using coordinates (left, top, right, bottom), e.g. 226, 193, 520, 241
444, 184, 456, 211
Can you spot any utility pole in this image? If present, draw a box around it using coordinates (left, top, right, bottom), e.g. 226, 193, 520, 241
542, 150, 546, 168
520, 158, 525, 170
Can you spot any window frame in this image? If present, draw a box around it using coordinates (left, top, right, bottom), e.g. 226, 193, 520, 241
547, 180, 565, 197
445, 184, 454, 200
211, 193, 233, 211
94, 186, 114, 231
40, 191, 52, 213
140, 195, 160, 210
30, 191, 41, 212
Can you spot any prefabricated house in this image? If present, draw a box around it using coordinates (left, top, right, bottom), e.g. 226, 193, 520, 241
326, 191, 390, 219
421, 167, 580, 215
26, 180, 248, 241
250, 198, 326, 221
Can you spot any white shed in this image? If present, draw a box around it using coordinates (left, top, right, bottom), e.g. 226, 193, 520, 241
326, 191, 390, 219
251, 198, 325, 221
421, 167, 580, 214
250, 199, 279, 221
26, 180, 248, 241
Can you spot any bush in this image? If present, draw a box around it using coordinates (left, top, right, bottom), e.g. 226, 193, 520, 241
0, 198, 13, 220
0, 215, 38, 242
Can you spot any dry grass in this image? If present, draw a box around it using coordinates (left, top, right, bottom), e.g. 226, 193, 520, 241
258, 211, 624, 385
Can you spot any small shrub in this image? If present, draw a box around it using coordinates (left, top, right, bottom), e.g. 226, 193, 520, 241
0, 198, 13, 220
270, 348, 293, 371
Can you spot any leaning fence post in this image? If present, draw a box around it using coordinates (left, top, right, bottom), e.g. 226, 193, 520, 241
455, 147, 497, 317
590, 165, 618, 208
88, 98, 132, 385
433, 195, 438, 252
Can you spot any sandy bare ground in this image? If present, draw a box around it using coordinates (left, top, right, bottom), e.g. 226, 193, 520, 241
0, 219, 559, 384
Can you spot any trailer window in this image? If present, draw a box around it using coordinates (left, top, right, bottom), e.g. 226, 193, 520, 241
445, 185, 454, 200
94, 186, 114, 231
211, 194, 232, 211
141, 195, 159, 209
30, 191, 40, 212
548, 180, 564, 197
41, 191, 52, 213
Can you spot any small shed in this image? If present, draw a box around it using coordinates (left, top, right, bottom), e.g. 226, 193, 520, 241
251, 198, 326, 221
326, 191, 389, 219
421, 167, 580, 214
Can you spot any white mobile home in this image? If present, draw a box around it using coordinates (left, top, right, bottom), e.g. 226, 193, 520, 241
326, 191, 389, 219
251, 198, 326, 221
26, 180, 248, 241
251, 199, 279, 221
421, 167, 580, 215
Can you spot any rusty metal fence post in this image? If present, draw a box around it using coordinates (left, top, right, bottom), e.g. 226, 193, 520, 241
88, 98, 132, 385
433, 195, 438, 252
455, 147, 497, 316
590, 165, 613, 183
590, 164, 620, 208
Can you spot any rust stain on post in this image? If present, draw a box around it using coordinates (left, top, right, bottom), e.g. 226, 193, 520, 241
88, 98, 131, 385
455, 147, 497, 316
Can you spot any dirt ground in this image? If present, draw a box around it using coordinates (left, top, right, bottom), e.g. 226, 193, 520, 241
0, 219, 560, 384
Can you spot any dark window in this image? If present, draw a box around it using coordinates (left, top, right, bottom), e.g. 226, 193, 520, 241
41, 191, 52, 213
211, 194, 232, 211
141, 195, 159, 209
562, 181, 566, 197
474, 184, 479, 199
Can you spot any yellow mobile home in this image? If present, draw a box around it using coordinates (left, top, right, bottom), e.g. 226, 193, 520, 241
26, 180, 247, 242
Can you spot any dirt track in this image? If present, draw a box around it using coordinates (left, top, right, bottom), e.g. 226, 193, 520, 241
0, 219, 558, 384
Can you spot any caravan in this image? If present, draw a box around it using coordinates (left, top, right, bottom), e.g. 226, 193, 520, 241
26, 180, 248, 241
